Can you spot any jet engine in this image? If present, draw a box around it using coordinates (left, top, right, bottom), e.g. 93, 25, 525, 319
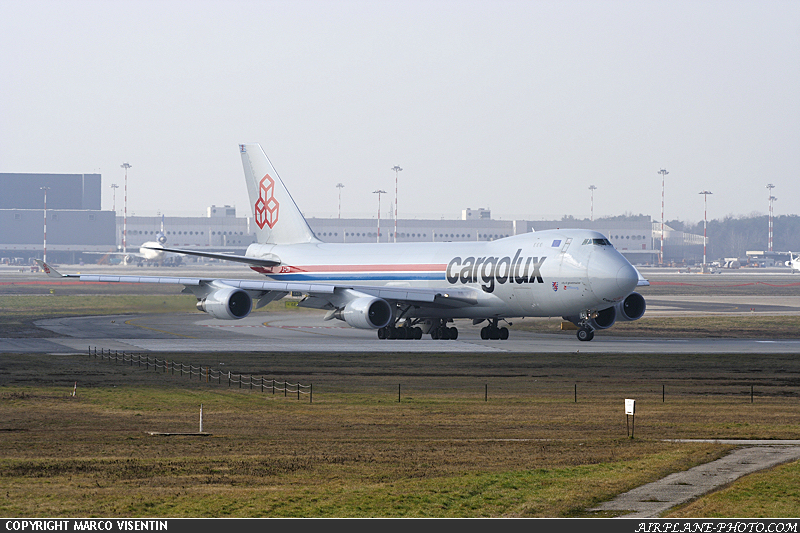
591, 305, 617, 329
616, 291, 646, 322
564, 292, 646, 330
338, 296, 393, 329
196, 286, 252, 320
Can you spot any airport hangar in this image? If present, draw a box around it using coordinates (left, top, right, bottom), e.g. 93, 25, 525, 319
1, 172, 657, 265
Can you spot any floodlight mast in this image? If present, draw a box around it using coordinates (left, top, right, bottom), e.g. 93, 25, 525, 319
110, 183, 119, 212
121, 163, 131, 254
392, 166, 402, 243
658, 169, 669, 265
766, 184, 776, 252
373, 189, 387, 243
336, 183, 344, 219
699, 190, 712, 271
40, 186, 50, 263
588, 185, 597, 222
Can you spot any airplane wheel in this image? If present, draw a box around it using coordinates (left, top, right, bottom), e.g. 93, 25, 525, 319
414, 327, 423, 340
377, 327, 386, 340
397, 327, 407, 340
387, 327, 397, 339
439, 326, 450, 340
480, 327, 489, 340
449, 327, 458, 340
431, 327, 439, 340
490, 327, 500, 340
577, 328, 594, 342
499, 327, 509, 340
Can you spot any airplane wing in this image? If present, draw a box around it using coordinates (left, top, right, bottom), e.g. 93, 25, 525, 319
35, 260, 479, 319
140, 245, 280, 267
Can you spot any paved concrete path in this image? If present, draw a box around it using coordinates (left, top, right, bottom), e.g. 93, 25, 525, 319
590, 441, 800, 518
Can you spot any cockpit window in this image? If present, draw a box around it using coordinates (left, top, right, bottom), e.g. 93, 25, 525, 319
582, 238, 612, 246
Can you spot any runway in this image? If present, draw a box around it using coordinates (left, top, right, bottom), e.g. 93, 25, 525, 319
10, 310, 799, 354
2, 264, 800, 354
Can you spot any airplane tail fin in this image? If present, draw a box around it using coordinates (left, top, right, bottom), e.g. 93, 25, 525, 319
240, 143, 320, 245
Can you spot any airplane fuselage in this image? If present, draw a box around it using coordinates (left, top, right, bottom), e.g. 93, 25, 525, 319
244, 229, 639, 320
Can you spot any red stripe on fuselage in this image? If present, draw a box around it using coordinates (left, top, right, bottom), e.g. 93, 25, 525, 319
249, 263, 446, 274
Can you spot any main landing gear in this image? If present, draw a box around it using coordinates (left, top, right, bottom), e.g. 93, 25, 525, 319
430, 320, 458, 340
480, 318, 509, 340
377, 324, 423, 340
376, 319, 458, 340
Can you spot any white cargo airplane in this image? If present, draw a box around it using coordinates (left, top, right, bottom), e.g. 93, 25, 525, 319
38, 143, 648, 342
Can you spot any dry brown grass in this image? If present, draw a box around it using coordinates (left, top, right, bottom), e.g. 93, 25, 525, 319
1, 350, 798, 517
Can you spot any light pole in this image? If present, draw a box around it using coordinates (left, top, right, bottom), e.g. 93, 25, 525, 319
766, 184, 776, 252
392, 166, 402, 242
121, 163, 131, 254
658, 169, 669, 265
336, 183, 344, 219
110, 183, 119, 212
373, 189, 387, 243
40, 186, 50, 263
588, 185, 597, 222
699, 190, 712, 271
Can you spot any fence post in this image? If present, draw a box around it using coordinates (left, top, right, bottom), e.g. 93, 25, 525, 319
310, 384, 313, 404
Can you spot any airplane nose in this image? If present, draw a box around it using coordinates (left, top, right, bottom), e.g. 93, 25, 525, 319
616, 261, 638, 293
588, 253, 639, 299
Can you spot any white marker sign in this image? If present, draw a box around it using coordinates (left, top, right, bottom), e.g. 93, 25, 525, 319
625, 398, 636, 415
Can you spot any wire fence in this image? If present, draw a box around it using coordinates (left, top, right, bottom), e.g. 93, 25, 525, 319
87, 346, 312, 402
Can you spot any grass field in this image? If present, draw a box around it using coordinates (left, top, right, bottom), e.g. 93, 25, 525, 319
1, 278, 799, 517
1, 347, 799, 517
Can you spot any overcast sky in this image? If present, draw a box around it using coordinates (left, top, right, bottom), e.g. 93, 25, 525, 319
1, 0, 798, 224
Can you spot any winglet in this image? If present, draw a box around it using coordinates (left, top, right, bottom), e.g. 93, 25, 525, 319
634, 266, 650, 287
35, 259, 71, 278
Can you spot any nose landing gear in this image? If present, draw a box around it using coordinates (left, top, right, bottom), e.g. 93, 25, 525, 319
576, 326, 595, 342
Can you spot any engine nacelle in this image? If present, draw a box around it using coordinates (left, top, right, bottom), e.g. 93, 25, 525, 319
563, 292, 646, 330
591, 305, 617, 330
616, 291, 646, 322
197, 287, 252, 320
339, 296, 392, 329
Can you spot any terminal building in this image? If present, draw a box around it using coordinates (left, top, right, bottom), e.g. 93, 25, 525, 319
2, 172, 656, 265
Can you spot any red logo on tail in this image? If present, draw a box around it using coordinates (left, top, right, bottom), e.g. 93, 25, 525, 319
254, 174, 279, 229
